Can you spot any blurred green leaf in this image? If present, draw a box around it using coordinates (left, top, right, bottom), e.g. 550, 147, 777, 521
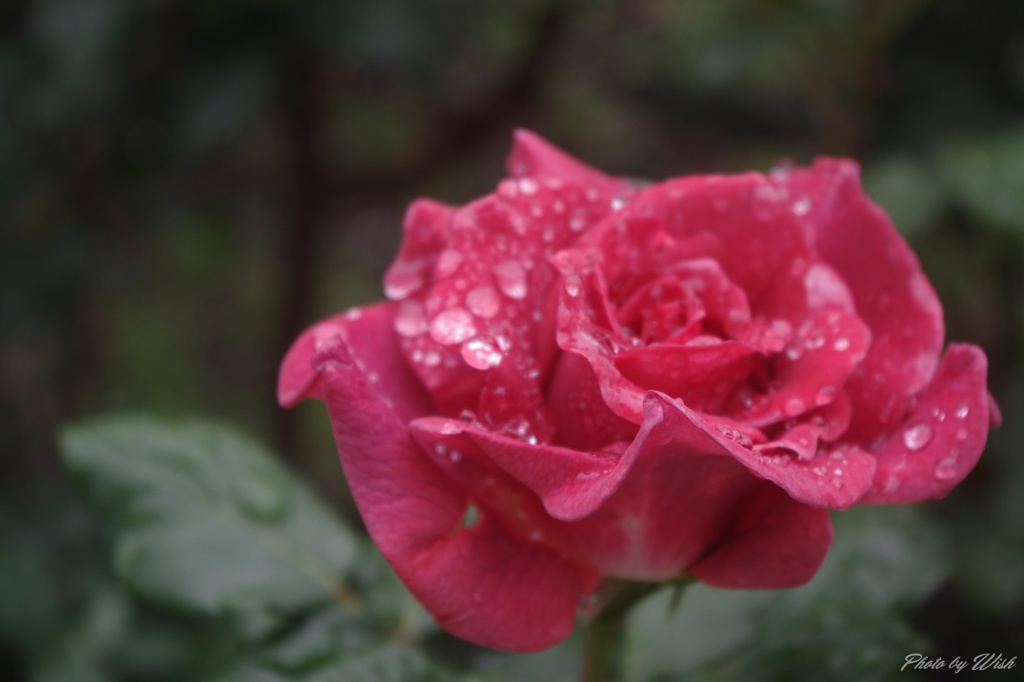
626, 505, 949, 682
214, 644, 459, 682
863, 156, 943, 237
60, 416, 359, 637
939, 127, 1024, 236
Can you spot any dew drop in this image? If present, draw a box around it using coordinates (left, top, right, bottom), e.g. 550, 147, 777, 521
611, 196, 628, 211
493, 260, 527, 299
461, 336, 503, 370
569, 215, 587, 232
422, 350, 441, 367
833, 337, 850, 352
435, 249, 464, 278
394, 300, 428, 337
934, 455, 958, 480
465, 286, 500, 318
434, 443, 447, 456
954, 403, 969, 419
564, 274, 582, 297
449, 449, 462, 463
783, 397, 806, 417
814, 385, 836, 407
902, 424, 933, 451
429, 308, 476, 345
955, 427, 968, 441
383, 267, 424, 301
518, 177, 538, 195
792, 196, 812, 216
785, 346, 803, 361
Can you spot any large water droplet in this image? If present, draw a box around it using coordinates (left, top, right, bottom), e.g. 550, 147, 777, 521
564, 274, 582, 297
934, 454, 958, 480
902, 424, 933, 451
429, 308, 476, 345
383, 266, 423, 301
435, 249, 464, 278
493, 260, 527, 299
461, 336, 503, 370
394, 300, 427, 337
783, 397, 806, 417
814, 385, 836, 407
465, 286, 500, 318
518, 178, 538, 195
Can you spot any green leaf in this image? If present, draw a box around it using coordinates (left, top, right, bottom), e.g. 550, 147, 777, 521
214, 644, 457, 682
939, 127, 1024, 236
626, 505, 949, 681
863, 156, 942, 238
60, 416, 359, 636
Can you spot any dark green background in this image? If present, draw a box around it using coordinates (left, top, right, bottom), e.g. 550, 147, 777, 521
2, 0, 1023, 680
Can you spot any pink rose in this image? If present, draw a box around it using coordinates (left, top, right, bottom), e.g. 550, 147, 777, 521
278, 131, 998, 652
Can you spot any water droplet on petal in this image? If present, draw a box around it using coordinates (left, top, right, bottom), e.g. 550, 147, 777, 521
461, 336, 503, 370
384, 266, 424, 301
394, 300, 428, 337
792, 196, 812, 216
955, 427, 968, 441
518, 178, 538, 195
564, 274, 582, 297
435, 249, 464, 278
429, 308, 476, 345
954, 403, 969, 419
814, 385, 836, 407
902, 424, 933, 451
422, 350, 442, 367
783, 397, 806, 417
833, 337, 850, 352
465, 286, 500, 318
934, 455, 958, 480
493, 260, 527, 299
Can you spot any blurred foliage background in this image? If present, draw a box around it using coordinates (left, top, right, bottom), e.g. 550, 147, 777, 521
2, 0, 1024, 680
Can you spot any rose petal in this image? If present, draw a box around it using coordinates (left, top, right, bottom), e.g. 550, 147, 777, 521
659, 396, 877, 509
278, 303, 432, 421
773, 159, 945, 442
545, 352, 638, 452
689, 483, 833, 588
316, 339, 597, 652
860, 344, 992, 504
731, 306, 871, 427
609, 174, 815, 307
383, 199, 454, 302
615, 341, 758, 414
507, 129, 626, 197
558, 393, 831, 582
413, 416, 635, 523
553, 259, 646, 422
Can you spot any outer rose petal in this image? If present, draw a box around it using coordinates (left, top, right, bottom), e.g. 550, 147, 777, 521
689, 483, 833, 588
507, 129, 625, 197
559, 393, 831, 584
412, 416, 636, 522
277, 311, 351, 408
774, 159, 945, 442
860, 344, 992, 504
277, 304, 433, 420
315, 335, 596, 652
